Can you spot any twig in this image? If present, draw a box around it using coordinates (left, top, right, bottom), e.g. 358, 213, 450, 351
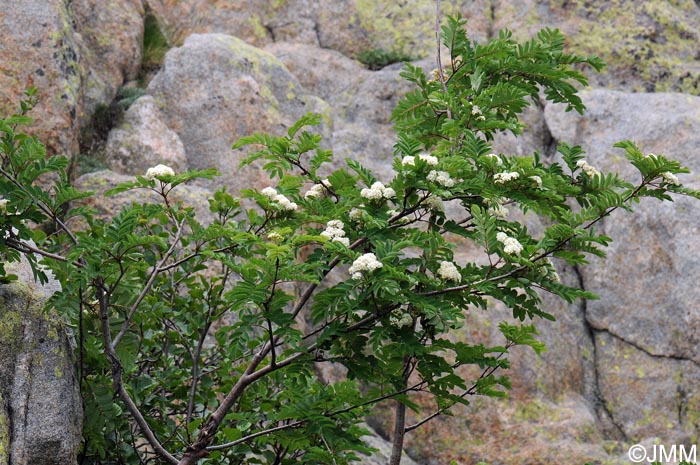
113, 219, 186, 347
96, 280, 179, 464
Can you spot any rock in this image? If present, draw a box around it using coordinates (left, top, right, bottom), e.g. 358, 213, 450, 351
0, 252, 82, 465
360, 424, 418, 465
145, 0, 492, 60
595, 331, 700, 442
0, 0, 84, 157
0, 0, 143, 156
492, 0, 700, 93
147, 33, 331, 190
104, 95, 188, 175
71, 0, 145, 121
544, 89, 700, 440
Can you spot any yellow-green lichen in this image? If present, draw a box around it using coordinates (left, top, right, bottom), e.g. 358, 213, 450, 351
0, 392, 8, 465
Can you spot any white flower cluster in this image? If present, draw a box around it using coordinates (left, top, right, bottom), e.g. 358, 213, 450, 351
427, 170, 457, 187
349, 252, 383, 280
537, 258, 561, 283
401, 153, 439, 167
428, 68, 448, 83
424, 195, 444, 212
389, 308, 413, 328
576, 159, 600, 177
485, 153, 503, 166
261, 187, 298, 211
320, 219, 350, 247
304, 179, 332, 199
145, 164, 175, 179
496, 232, 523, 255
488, 203, 509, 219
471, 105, 486, 121
661, 171, 680, 186
361, 182, 396, 200
267, 231, 283, 242
529, 175, 542, 187
437, 261, 461, 281
0, 198, 8, 213
349, 207, 364, 222
493, 171, 520, 184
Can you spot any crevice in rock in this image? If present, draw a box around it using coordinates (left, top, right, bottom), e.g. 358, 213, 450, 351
541, 108, 558, 161
591, 326, 700, 369
573, 264, 628, 441
487, 0, 497, 40
264, 23, 277, 42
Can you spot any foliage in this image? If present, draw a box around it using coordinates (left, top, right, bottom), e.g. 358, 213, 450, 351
139, 12, 171, 83
1, 16, 698, 465
357, 48, 420, 70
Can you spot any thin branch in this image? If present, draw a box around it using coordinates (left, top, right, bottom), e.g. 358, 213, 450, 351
5, 237, 81, 266
96, 280, 179, 465
435, 0, 451, 120
206, 421, 304, 451
405, 351, 507, 433
114, 219, 186, 347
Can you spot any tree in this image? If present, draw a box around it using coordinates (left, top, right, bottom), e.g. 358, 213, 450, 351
1, 12, 697, 465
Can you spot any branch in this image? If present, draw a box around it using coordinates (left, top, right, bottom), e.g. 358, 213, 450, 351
206, 421, 304, 451
4, 237, 82, 267
96, 280, 179, 465
113, 219, 186, 347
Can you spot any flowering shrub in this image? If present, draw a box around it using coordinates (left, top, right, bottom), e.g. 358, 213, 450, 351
2, 16, 699, 465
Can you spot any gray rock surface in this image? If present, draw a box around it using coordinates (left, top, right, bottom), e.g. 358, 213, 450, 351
105, 95, 188, 175
0, 0, 144, 156
71, 0, 145, 121
0, 254, 82, 465
147, 33, 331, 190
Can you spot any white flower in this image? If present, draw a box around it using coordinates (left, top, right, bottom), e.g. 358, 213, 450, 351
493, 171, 520, 184
0, 199, 8, 213
419, 153, 439, 166
402, 153, 439, 167
267, 231, 283, 242
361, 181, 395, 200
427, 170, 456, 187
472, 105, 482, 116
576, 159, 600, 177
437, 261, 461, 281
488, 204, 509, 219
661, 171, 680, 186
486, 153, 503, 166
261, 187, 278, 198
351, 272, 363, 280
496, 232, 523, 255
389, 309, 413, 328
304, 179, 332, 199
332, 236, 350, 247
349, 253, 383, 277
401, 156, 416, 166
273, 193, 297, 211
425, 195, 444, 212
145, 164, 175, 179
320, 219, 346, 241
349, 207, 364, 221
529, 175, 542, 187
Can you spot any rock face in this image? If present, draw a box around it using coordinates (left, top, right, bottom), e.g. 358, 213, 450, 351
0, 0, 143, 157
104, 95, 188, 175
0, 255, 82, 465
71, 0, 145, 121
147, 33, 331, 189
